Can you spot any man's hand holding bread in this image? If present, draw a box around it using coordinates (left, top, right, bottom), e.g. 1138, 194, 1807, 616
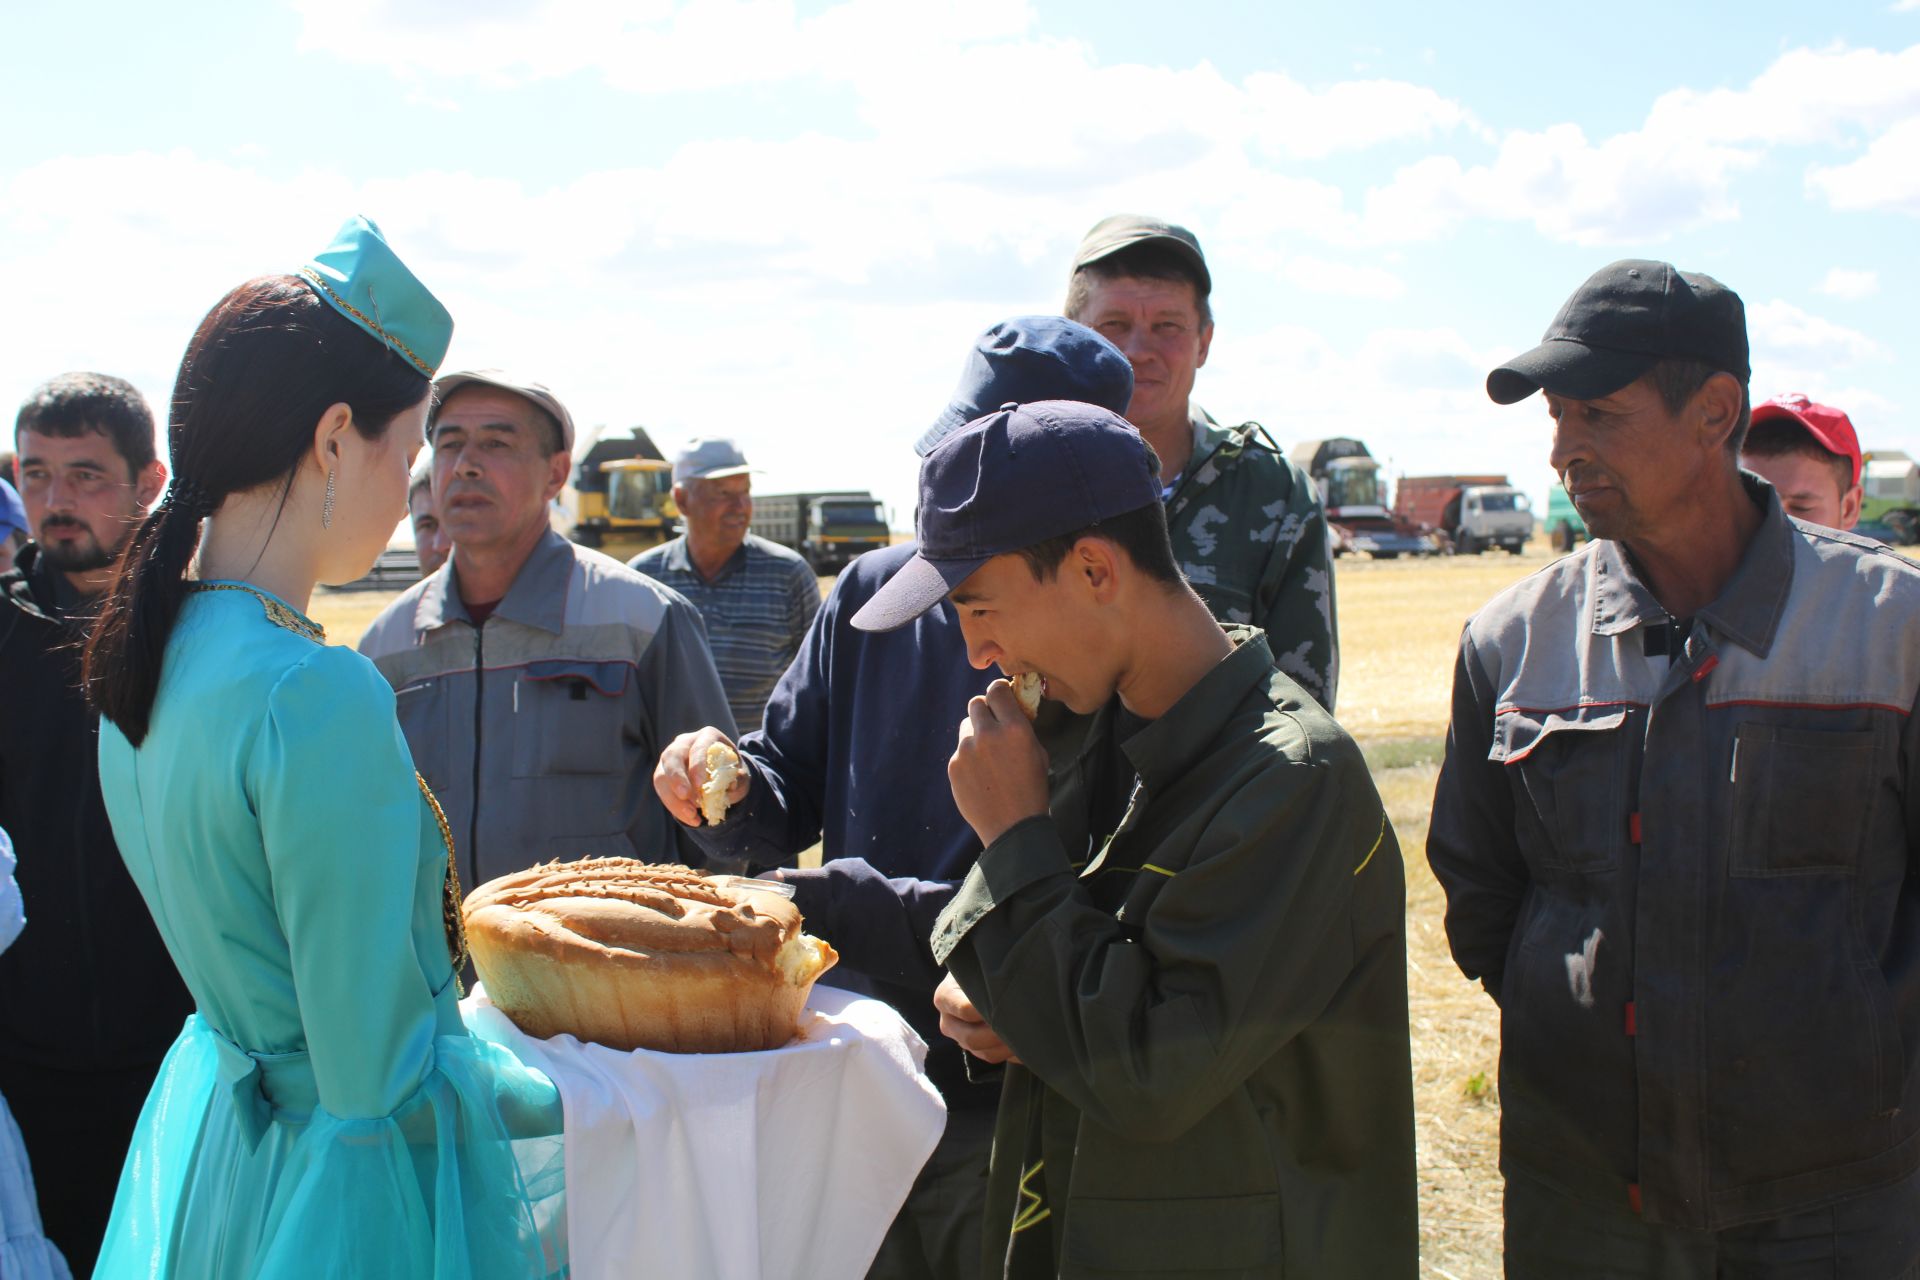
655, 727, 752, 828
947, 677, 1050, 849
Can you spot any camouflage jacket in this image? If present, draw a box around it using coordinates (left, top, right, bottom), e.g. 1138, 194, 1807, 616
1167, 407, 1339, 709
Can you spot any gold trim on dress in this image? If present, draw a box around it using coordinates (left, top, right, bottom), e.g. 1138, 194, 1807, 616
418, 774, 470, 991
188, 582, 326, 644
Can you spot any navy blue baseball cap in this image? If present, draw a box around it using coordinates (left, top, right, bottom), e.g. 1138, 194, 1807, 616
915, 316, 1134, 456
853, 401, 1162, 632
1488, 259, 1749, 405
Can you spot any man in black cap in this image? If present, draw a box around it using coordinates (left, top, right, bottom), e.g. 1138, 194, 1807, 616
1428, 259, 1920, 1275
1066, 214, 1339, 709
853, 400, 1417, 1278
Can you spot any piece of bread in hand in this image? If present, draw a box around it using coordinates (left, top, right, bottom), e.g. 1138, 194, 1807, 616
1011, 672, 1044, 720
700, 741, 742, 825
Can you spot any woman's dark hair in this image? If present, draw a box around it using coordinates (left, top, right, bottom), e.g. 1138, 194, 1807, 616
85, 275, 430, 745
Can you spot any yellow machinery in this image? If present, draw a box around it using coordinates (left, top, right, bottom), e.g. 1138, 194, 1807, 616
553, 427, 680, 562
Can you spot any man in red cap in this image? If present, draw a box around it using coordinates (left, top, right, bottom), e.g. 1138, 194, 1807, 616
1739, 393, 1863, 531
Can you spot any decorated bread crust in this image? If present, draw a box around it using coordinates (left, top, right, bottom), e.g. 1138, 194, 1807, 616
464, 858, 837, 1053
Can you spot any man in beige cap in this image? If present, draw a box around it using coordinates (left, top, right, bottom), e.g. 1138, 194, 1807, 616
630, 437, 819, 733
360, 370, 736, 886
1065, 215, 1340, 709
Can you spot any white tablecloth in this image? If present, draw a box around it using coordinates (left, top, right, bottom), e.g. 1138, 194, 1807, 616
463, 984, 947, 1280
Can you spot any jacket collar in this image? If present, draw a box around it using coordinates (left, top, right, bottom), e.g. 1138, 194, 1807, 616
2, 543, 83, 626
1115, 624, 1274, 794
1588, 473, 1792, 658
413, 528, 573, 635
659, 534, 749, 584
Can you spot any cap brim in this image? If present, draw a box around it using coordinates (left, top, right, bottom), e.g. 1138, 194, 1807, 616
679, 464, 757, 482
915, 403, 973, 458
849, 551, 987, 632
1074, 232, 1212, 296
1486, 340, 1656, 405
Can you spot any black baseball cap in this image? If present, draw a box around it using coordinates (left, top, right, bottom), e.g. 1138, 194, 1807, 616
1487, 259, 1749, 405
851, 401, 1162, 632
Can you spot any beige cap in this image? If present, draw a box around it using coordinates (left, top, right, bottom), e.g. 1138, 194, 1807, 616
433, 369, 577, 451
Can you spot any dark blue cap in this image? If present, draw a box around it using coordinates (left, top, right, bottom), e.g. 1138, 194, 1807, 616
915, 317, 1133, 456
853, 401, 1162, 632
0, 477, 25, 541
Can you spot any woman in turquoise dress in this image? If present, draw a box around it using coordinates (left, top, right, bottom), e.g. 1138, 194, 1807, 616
82, 218, 566, 1278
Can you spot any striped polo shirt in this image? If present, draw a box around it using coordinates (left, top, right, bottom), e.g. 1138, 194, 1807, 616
630, 532, 821, 732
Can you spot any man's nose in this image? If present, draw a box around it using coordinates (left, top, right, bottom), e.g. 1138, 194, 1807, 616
1548, 417, 1586, 476
958, 622, 998, 671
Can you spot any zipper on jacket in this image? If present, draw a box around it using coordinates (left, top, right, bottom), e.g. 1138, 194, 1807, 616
469, 622, 484, 890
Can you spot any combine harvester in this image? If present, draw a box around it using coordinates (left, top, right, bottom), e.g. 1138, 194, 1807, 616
554, 426, 680, 562
1291, 438, 1436, 558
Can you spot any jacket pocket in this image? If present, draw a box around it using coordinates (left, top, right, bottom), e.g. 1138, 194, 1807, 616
1060, 1193, 1281, 1274
1727, 723, 1877, 875
1494, 707, 1629, 874
509, 660, 630, 778
393, 680, 450, 793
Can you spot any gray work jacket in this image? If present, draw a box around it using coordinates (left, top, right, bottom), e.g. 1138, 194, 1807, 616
1429, 479, 1920, 1230
359, 531, 736, 889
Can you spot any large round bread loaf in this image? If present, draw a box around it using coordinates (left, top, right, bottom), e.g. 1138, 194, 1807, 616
464, 858, 838, 1053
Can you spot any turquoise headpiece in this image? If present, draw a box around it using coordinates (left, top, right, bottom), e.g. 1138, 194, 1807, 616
296, 216, 453, 378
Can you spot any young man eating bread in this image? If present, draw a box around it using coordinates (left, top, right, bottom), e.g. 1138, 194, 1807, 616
851, 401, 1419, 1279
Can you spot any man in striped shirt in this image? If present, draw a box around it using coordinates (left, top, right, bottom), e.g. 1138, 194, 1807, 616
632, 438, 820, 732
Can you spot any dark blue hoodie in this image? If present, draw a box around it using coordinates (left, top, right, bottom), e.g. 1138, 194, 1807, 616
682, 540, 997, 1109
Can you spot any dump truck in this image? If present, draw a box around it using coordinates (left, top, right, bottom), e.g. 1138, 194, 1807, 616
552, 426, 680, 561
1859, 450, 1920, 543
753, 491, 890, 573
1290, 438, 1436, 558
1394, 474, 1534, 554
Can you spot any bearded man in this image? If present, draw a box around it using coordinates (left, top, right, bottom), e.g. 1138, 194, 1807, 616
1, 372, 194, 1274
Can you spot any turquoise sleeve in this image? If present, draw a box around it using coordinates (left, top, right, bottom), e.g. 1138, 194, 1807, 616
249, 645, 438, 1119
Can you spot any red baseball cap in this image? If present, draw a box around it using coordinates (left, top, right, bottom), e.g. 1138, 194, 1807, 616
1750, 394, 1861, 485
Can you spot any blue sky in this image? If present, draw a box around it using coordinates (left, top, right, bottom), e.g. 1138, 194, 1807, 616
5, 0, 1917, 526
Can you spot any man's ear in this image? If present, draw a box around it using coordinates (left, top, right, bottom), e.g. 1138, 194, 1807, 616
1694, 373, 1744, 453
1195, 320, 1214, 371
1073, 535, 1121, 602
544, 449, 571, 503
1840, 483, 1863, 531
135, 459, 168, 509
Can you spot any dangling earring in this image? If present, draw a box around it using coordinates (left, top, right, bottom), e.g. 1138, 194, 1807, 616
322, 468, 336, 530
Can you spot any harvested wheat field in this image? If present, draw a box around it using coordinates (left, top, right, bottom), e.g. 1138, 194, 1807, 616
1336, 547, 1563, 1279
314, 545, 1558, 1277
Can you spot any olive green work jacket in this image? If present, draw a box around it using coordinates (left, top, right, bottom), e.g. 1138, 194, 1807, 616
931, 629, 1418, 1279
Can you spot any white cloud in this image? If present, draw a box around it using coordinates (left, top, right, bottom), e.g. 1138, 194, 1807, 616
1642, 44, 1920, 148
1815, 268, 1880, 299
1357, 123, 1758, 246
1748, 299, 1886, 367
1808, 117, 1920, 215
1279, 255, 1405, 300
1354, 42, 1920, 247
1895, 0, 1920, 12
